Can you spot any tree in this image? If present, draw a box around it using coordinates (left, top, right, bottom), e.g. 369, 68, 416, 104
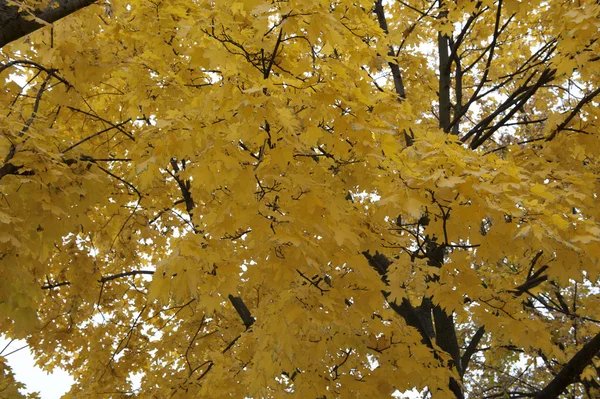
1, 0, 599, 397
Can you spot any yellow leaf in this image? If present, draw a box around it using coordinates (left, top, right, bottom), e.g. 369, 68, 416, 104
404, 197, 426, 219
147, 274, 170, 303
551, 214, 570, 230
515, 225, 531, 238
437, 175, 465, 188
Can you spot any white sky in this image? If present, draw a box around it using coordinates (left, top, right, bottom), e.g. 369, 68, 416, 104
1, 337, 74, 398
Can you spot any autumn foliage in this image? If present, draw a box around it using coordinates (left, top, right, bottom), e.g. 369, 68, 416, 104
1, 0, 600, 398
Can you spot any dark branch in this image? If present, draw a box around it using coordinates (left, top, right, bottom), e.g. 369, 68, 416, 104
437, 3, 451, 132
546, 86, 600, 141
228, 294, 255, 329
374, 0, 405, 100
168, 159, 195, 214
99, 270, 155, 283
0, 0, 99, 48
62, 119, 132, 153
42, 270, 155, 290
461, 326, 485, 375
264, 28, 284, 79
1, 73, 53, 181
534, 331, 600, 398
41, 281, 71, 290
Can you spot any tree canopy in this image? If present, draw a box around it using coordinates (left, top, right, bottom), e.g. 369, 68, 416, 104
1, 0, 600, 397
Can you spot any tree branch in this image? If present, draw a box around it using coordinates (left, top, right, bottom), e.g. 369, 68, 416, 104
99, 270, 155, 283
228, 294, 255, 329
437, 0, 451, 132
0, 0, 99, 48
42, 270, 155, 289
167, 159, 195, 215
61, 119, 132, 153
546, 86, 600, 141
374, 0, 405, 100
1, 73, 52, 181
534, 331, 600, 398
41, 281, 71, 290
264, 28, 284, 79
461, 326, 485, 375
434, 304, 462, 375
